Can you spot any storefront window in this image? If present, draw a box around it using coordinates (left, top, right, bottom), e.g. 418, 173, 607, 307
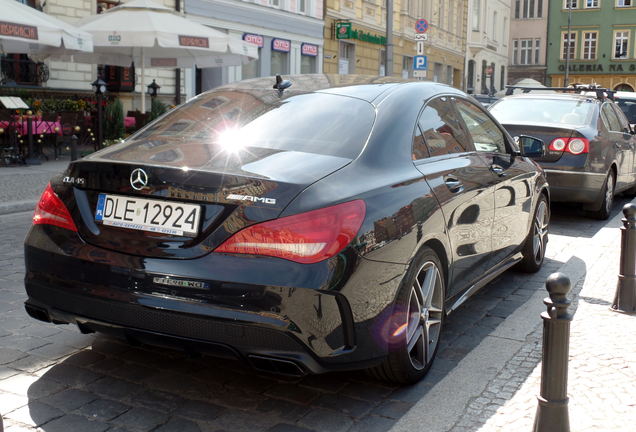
402, 56, 413, 78
301, 43, 318, 74
242, 55, 260, 79
271, 51, 289, 75
339, 41, 355, 74
271, 38, 291, 75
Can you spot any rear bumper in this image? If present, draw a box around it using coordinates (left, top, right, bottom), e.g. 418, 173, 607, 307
23, 226, 401, 374
544, 169, 605, 204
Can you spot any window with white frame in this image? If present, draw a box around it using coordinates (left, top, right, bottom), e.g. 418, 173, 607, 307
472, 0, 480, 30
564, 0, 578, 8
586, 0, 599, 7
562, 32, 577, 59
492, 11, 498, 41
269, 0, 280, 8
535, 39, 541, 63
513, 39, 539, 64
617, 0, 633, 7
582, 32, 597, 59
614, 30, 630, 58
515, 0, 544, 18
298, 0, 306, 14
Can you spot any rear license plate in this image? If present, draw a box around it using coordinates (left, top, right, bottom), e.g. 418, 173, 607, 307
95, 193, 201, 236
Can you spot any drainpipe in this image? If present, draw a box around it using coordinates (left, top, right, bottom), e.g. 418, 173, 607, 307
175, 0, 182, 105
564, 3, 572, 87
385, 0, 393, 76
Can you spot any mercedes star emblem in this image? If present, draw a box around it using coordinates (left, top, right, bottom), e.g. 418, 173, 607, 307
130, 168, 148, 190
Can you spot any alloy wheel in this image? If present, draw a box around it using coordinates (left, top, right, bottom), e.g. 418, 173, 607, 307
405, 261, 444, 370
532, 200, 549, 263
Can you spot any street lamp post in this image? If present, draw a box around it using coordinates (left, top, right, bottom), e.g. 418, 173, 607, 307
91, 77, 107, 150
147, 79, 160, 98
385, 0, 393, 76
565, 2, 573, 87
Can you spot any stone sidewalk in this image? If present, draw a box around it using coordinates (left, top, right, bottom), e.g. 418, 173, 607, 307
391, 202, 636, 432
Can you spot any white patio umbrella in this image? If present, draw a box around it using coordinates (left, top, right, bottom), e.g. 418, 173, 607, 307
67, 0, 258, 112
0, 0, 93, 57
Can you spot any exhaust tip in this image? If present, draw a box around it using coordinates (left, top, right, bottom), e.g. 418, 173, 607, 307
248, 355, 306, 377
24, 304, 51, 323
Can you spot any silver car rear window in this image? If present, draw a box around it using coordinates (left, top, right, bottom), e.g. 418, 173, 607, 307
490, 98, 595, 126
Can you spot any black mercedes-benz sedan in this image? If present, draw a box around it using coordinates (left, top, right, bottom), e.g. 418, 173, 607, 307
490, 90, 636, 219
24, 75, 549, 384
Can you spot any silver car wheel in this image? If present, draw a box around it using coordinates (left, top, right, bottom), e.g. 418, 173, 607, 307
405, 261, 444, 371
532, 200, 549, 263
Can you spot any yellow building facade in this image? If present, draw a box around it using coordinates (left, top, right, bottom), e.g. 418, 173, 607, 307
323, 0, 467, 88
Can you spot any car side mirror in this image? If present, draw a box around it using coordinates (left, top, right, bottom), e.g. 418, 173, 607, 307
515, 135, 545, 158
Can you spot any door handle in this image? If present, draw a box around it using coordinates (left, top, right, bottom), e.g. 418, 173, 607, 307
444, 176, 464, 193
490, 164, 506, 176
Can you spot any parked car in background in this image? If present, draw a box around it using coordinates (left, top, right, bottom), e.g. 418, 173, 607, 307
24, 75, 549, 384
471, 94, 500, 108
614, 91, 636, 128
490, 88, 636, 219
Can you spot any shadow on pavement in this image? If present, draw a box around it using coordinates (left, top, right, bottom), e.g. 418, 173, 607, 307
549, 196, 631, 238
18, 254, 579, 432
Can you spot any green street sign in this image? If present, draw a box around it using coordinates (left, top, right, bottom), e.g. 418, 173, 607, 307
336, 22, 351, 39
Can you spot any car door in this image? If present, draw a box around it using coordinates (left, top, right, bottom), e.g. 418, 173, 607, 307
610, 102, 636, 188
600, 102, 631, 190
454, 97, 534, 267
412, 96, 495, 297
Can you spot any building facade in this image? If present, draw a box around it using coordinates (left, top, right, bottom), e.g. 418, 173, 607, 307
547, 0, 636, 91
507, 0, 548, 85
0, 0, 185, 111
465, 0, 511, 94
323, 0, 467, 87
184, 0, 323, 96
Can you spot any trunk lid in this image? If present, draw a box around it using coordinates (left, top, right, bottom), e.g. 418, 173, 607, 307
500, 123, 579, 163
65, 147, 352, 259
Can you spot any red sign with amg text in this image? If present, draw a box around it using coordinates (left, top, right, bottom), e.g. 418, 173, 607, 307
243, 33, 264, 48
178, 35, 209, 48
0, 21, 38, 40
272, 38, 291, 53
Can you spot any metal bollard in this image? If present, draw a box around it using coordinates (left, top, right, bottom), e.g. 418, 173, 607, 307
533, 272, 573, 432
70, 135, 79, 161
612, 203, 636, 314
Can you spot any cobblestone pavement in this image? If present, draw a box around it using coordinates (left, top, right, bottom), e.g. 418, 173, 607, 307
0, 192, 633, 431
447, 206, 636, 432
0, 159, 71, 215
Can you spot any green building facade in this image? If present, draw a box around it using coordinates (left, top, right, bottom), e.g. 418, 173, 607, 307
547, 0, 636, 91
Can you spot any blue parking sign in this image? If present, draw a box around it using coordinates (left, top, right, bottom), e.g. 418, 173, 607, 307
413, 55, 427, 71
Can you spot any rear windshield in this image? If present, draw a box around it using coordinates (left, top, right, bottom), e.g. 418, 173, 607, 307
490, 98, 595, 126
124, 89, 375, 161
617, 99, 636, 124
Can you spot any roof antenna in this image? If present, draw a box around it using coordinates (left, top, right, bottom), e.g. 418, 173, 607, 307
273, 75, 292, 96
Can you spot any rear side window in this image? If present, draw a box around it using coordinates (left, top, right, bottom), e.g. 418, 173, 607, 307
601, 103, 623, 132
413, 97, 472, 160
455, 99, 507, 153
610, 103, 631, 133
125, 90, 376, 161
617, 98, 636, 124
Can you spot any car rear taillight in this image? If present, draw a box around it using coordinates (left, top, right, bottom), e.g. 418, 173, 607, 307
548, 137, 589, 155
33, 183, 77, 232
215, 200, 366, 264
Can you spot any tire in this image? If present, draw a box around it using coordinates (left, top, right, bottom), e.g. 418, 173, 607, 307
368, 247, 445, 384
588, 171, 615, 220
517, 194, 549, 273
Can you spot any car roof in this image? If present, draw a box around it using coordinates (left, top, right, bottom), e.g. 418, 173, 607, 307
213, 74, 460, 103
614, 91, 636, 101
